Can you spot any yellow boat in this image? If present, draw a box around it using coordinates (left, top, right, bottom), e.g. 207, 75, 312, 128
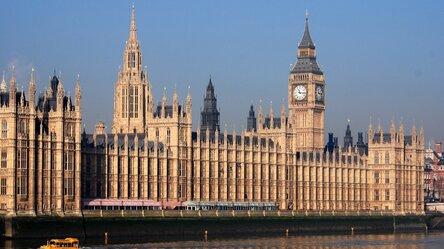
39, 238, 79, 249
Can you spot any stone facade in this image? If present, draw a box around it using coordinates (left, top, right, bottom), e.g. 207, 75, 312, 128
0, 4, 425, 216
81, 6, 424, 214
0, 68, 82, 216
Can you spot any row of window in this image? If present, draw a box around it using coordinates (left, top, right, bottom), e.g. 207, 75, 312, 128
155, 128, 171, 143
374, 189, 390, 201
0, 120, 75, 138
0, 177, 75, 197
374, 171, 391, 184
374, 152, 390, 164
1, 149, 27, 169
0, 149, 76, 170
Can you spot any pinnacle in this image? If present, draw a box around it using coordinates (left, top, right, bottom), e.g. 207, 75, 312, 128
128, 0, 137, 42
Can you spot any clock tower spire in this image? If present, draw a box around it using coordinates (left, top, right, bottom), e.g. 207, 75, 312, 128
287, 13, 325, 151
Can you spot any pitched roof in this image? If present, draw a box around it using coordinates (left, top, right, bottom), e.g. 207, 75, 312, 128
299, 18, 315, 49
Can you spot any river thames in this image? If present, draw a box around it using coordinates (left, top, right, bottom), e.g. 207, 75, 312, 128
4, 231, 444, 249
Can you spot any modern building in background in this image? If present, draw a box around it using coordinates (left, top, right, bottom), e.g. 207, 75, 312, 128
0, 4, 424, 216
425, 142, 444, 202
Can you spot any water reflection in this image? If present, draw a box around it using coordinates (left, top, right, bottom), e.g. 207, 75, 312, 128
2, 232, 444, 249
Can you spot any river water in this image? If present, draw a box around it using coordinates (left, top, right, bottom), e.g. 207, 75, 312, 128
3, 232, 444, 248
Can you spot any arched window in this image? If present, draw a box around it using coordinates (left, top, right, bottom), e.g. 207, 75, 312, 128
121, 87, 127, 118
128, 52, 136, 68
129, 86, 139, 118
0, 178, 6, 195
374, 152, 379, 164
179, 128, 185, 144
65, 124, 73, 137
17, 145, 27, 170
166, 129, 171, 144
134, 87, 138, 118
385, 152, 390, 164
131, 53, 136, 68
1, 120, 7, 138
1, 151, 6, 168
18, 119, 27, 135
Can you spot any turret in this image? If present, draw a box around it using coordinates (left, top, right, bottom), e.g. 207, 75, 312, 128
367, 120, 373, 145
343, 119, 353, 149
390, 119, 396, 143
20, 87, 25, 107
200, 77, 220, 137
412, 122, 417, 145
258, 100, 263, 131
173, 86, 178, 115
161, 87, 167, 118
29, 68, 36, 111
148, 83, 154, 115
9, 66, 17, 108
419, 124, 424, 146
186, 86, 192, 120
398, 121, 404, 145
269, 101, 274, 128
356, 132, 367, 155
75, 74, 81, 113
66, 93, 71, 111
47, 75, 54, 97
280, 102, 286, 128
223, 125, 228, 144
57, 80, 64, 111
247, 104, 257, 132
0, 70, 6, 93
378, 123, 383, 144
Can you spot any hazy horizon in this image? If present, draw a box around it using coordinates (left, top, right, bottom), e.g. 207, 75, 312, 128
0, 0, 443, 147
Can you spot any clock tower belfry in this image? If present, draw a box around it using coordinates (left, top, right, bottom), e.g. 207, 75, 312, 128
288, 14, 325, 151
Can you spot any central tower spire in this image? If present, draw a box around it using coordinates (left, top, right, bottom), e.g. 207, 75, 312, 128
112, 0, 150, 134
129, 0, 137, 42
123, 0, 142, 74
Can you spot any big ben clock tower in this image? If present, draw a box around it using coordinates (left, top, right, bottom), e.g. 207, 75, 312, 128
288, 14, 325, 151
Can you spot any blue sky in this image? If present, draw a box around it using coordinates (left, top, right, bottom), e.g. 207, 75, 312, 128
0, 0, 443, 146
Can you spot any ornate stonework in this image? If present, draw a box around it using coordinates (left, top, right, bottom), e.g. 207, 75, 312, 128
80, 5, 424, 214
0, 4, 424, 217
0, 69, 82, 216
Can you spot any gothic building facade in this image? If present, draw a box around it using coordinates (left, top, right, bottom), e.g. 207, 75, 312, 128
0, 4, 424, 216
0, 69, 82, 216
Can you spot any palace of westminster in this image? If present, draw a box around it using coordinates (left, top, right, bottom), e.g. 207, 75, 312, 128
0, 4, 424, 216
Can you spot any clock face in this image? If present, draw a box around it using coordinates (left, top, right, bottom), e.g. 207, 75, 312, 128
293, 85, 307, 101
316, 86, 323, 101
